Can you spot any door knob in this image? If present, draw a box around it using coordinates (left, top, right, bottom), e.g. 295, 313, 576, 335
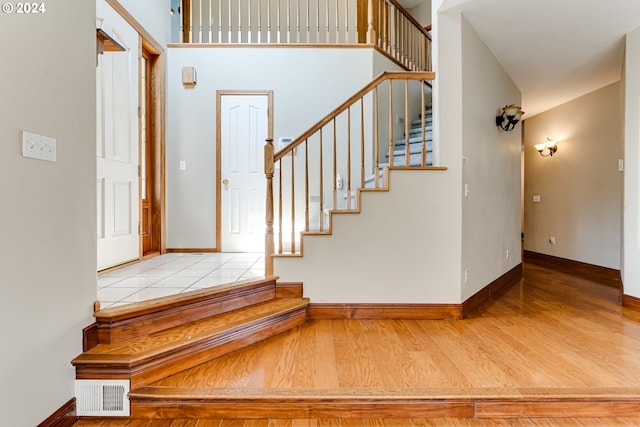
222, 179, 229, 185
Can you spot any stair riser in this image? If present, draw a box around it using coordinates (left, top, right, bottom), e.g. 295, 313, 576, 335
129, 398, 640, 420
130, 401, 472, 419
97, 282, 276, 344
391, 153, 433, 167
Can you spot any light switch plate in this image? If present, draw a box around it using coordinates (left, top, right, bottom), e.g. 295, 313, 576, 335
23, 131, 56, 162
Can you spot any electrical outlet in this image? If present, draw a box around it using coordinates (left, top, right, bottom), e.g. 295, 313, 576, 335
506, 249, 510, 259
549, 236, 556, 245
464, 268, 469, 283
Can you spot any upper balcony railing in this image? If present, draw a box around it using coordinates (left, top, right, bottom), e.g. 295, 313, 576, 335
180, 0, 432, 71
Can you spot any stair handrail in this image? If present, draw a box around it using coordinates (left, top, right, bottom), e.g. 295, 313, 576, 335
264, 70, 435, 275
274, 71, 433, 161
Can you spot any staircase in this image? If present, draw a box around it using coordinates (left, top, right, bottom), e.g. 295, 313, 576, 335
385, 105, 433, 167
72, 277, 308, 393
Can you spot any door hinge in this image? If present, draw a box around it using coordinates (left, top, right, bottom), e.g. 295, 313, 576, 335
138, 106, 142, 118
138, 222, 141, 234
138, 165, 141, 177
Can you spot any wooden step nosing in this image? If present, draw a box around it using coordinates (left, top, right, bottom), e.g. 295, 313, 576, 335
73, 302, 309, 370
129, 387, 640, 402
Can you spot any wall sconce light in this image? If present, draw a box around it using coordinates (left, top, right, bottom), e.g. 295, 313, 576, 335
534, 138, 558, 157
495, 105, 524, 131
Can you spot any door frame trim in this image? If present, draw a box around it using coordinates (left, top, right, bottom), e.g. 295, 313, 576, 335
138, 37, 167, 259
216, 90, 274, 252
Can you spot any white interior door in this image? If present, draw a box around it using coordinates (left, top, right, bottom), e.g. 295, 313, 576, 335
96, 28, 139, 270
221, 95, 269, 252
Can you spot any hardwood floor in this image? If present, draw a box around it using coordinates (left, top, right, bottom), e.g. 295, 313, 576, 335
75, 262, 640, 424
151, 262, 640, 391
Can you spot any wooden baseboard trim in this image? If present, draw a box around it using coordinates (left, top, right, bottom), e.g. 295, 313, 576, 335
524, 251, 622, 289
165, 248, 218, 253
37, 398, 76, 427
461, 264, 522, 317
306, 265, 522, 320
623, 294, 640, 311
275, 282, 303, 298
307, 303, 462, 320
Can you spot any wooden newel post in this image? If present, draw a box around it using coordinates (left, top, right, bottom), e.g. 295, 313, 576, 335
264, 137, 275, 276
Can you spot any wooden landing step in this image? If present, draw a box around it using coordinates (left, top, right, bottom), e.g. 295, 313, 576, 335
128, 387, 640, 419
93, 276, 284, 344
72, 278, 308, 389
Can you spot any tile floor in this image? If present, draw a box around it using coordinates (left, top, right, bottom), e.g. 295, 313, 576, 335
97, 252, 265, 309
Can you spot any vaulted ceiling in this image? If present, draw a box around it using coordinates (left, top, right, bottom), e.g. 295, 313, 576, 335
403, 0, 640, 117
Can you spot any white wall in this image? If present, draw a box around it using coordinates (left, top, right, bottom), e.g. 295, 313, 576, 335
166, 47, 401, 249
524, 83, 623, 269
408, 0, 432, 27
0, 0, 96, 425
430, 2, 522, 302
460, 17, 522, 300
116, 0, 172, 46
274, 169, 461, 303
624, 28, 640, 297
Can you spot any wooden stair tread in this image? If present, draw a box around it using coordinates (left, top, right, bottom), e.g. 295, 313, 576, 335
73, 298, 309, 365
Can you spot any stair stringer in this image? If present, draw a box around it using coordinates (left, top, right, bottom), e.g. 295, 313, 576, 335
273, 168, 462, 305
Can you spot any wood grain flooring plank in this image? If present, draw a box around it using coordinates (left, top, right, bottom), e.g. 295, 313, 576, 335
497, 318, 603, 386
292, 320, 317, 388
332, 320, 362, 388
169, 421, 198, 427
374, 320, 425, 388
269, 325, 302, 388
337, 419, 363, 427
146, 421, 174, 427
219, 421, 247, 427
358, 319, 411, 388
193, 420, 221, 427
421, 320, 512, 388
344, 319, 386, 388
313, 320, 340, 388
402, 320, 471, 388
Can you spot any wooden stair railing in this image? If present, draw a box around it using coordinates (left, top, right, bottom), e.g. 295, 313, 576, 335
264, 71, 435, 275
180, 0, 431, 72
